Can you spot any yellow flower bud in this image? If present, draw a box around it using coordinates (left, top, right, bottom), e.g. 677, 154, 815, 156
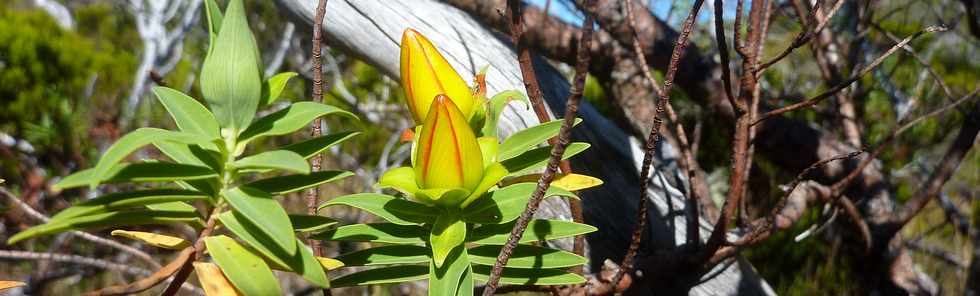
414, 95, 484, 191
400, 28, 475, 124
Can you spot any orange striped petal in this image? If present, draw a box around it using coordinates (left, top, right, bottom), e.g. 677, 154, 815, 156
400, 28, 475, 124
415, 95, 484, 191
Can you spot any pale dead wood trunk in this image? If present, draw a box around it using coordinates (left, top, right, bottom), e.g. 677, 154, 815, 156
275, 0, 774, 294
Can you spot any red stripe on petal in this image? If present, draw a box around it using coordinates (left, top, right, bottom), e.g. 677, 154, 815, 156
441, 100, 466, 186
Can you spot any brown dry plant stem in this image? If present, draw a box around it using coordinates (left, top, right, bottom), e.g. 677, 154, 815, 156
161, 205, 224, 296
614, 0, 706, 289
306, 0, 329, 268
480, 0, 595, 294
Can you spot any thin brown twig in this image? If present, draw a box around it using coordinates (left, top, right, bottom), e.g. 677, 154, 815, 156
307, 2, 330, 286
79, 248, 197, 296
0, 187, 161, 269
614, 0, 706, 288
753, 25, 948, 125
756, 0, 844, 72
625, 0, 704, 249
480, 1, 595, 294
161, 204, 224, 296
713, 0, 737, 109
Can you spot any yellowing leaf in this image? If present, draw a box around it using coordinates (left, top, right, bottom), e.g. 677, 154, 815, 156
506, 173, 603, 191
0, 281, 24, 291
193, 262, 241, 296
111, 230, 191, 250
316, 257, 345, 271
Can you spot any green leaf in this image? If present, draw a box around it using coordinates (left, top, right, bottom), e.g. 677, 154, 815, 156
469, 245, 587, 268
154, 141, 221, 171
467, 219, 597, 245
199, 0, 261, 131
224, 186, 296, 253
331, 265, 428, 287
335, 245, 430, 266
312, 223, 426, 244
238, 102, 356, 143
50, 189, 208, 222
378, 167, 420, 196
471, 265, 585, 285
261, 72, 298, 106
500, 142, 590, 176
152, 86, 220, 139
498, 118, 581, 161
90, 128, 212, 188
203, 0, 223, 55
429, 215, 466, 267
234, 150, 309, 174
218, 212, 328, 287
145, 201, 199, 215
482, 90, 529, 137
281, 131, 360, 159
289, 214, 338, 233
461, 183, 576, 224
204, 235, 282, 295
53, 162, 219, 190
8, 210, 202, 244
319, 193, 439, 225
430, 245, 472, 296
245, 171, 352, 196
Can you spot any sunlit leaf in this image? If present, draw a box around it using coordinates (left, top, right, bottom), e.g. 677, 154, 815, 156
288, 214, 337, 233
500, 142, 590, 176
466, 219, 597, 245
430, 245, 472, 296
461, 183, 576, 224
217, 212, 328, 287
429, 215, 466, 267
204, 235, 282, 295
89, 128, 213, 188
8, 210, 203, 244
199, 0, 262, 131
245, 171, 352, 196
261, 72, 297, 106
497, 118, 581, 161
110, 230, 190, 250
336, 245, 429, 266
238, 102, 355, 143
331, 265, 428, 287
280, 131, 359, 159
0, 281, 25, 291
319, 193, 439, 225
316, 257, 345, 271
152, 86, 220, 139
468, 245, 587, 268
224, 187, 295, 252
471, 265, 585, 285
233, 150, 309, 174
312, 223, 426, 244
193, 262, 240, 296
54, 163, 218, 190
507, 173, 603, 191
50, 189, 207, 222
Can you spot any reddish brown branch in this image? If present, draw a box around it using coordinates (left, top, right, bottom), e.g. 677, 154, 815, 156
306, 2, 330, 279
753, 25, 948, 125
615, 0, 706, 288
480, 1, 595, 294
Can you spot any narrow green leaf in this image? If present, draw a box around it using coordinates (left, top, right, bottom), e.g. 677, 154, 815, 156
234, 150, 309, 174
335, 245, 430, 266
312, 223, 426, 244
482, 90, 528, 137
471, 265, 585, 285
224, 187, 296, 253
261, 72, 298, 106
50, 189, 207, 222
461, 183, 576, 224
145, 201, 199, 215
280, 131, 360, 159
430, 215, 466, 268
319, 193, 439, 225
498, 118, 582, 161
467, 219, 597, 245
90, 128, 212, 188
289, 214, 337, 233
238, 102, 356, 143
468, 245, 587, 268
218, 212, 329, 287
54, 162, 218, 190
500, 142, 590, 176
331, 265, 428, 287
203, 0, 223, 55
204, 235, 282, 295
8, 210, 202, 244
430, 245, 472, 296
246, 171, 352, 196
154, 141, 221, 171
199, 0, 261, 131
152, 86, 220, 139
